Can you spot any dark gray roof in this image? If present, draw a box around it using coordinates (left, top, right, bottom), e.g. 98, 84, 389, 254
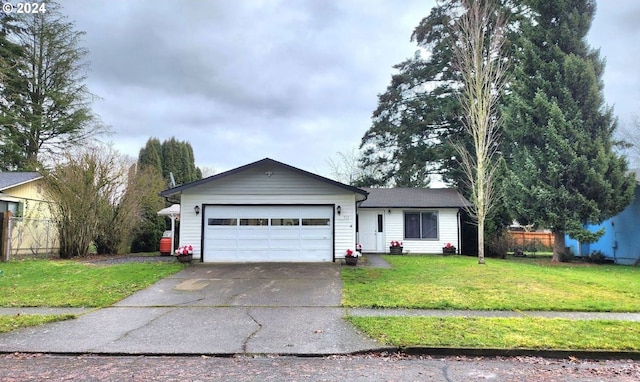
359, 187, 472, 209
0, 172, 42, 191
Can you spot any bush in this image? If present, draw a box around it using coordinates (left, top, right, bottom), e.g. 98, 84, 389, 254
486, 231, 510, 258
586, 250, 611, 264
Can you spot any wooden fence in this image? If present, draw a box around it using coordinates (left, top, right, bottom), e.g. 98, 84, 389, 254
508, 231, 553, 250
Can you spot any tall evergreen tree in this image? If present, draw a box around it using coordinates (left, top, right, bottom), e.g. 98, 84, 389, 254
138, 137, 163, 174
0, 1, 105, 171
160, 137, 201, 185
130, 136, 202, 252
359, 1, 465, 187
359, 0, 520, 192
502, 0, 635, 261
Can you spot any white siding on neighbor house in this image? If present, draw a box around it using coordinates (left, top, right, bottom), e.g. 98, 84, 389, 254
176, 164, 359, 261
378, 207, 461, 254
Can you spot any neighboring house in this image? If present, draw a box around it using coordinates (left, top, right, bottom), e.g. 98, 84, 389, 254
0, 172, 58, 257
565, 171, 640, 265
357, 188, 472, 254
160, 158, 471, 263
0, 172, 48, 217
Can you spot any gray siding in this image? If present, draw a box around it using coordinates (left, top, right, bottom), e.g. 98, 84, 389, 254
177, 164, 359, 261
188, 163, 348, 196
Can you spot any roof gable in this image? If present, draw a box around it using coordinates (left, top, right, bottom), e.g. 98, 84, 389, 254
160, 158, 368, 198
359, 187, 472, 209
0, 172, 42, 191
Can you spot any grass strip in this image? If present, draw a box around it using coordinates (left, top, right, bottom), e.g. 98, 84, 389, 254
342, 255, 640, 312
347, 316, 640, 351
0, 260, 185, 307
0, 314, 76, 333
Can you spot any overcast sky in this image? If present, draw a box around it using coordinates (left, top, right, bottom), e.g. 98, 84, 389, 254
59, 0, 640, 178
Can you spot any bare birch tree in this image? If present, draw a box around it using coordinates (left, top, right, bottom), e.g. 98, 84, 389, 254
451, 0, 509, 264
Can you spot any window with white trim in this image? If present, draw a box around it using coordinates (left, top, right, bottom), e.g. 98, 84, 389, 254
404, 211, 438, 239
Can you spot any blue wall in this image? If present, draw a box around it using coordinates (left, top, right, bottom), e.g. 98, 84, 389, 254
566, 186, 640, 265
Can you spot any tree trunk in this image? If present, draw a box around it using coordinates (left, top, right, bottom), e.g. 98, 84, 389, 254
478, 218, 485, 264
552, 229, 565, 262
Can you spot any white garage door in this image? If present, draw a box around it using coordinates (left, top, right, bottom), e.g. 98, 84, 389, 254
203, 205, 333, 262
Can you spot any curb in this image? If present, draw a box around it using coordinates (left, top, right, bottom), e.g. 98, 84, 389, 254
398, 347, 640, 360
1, 347, 638, 360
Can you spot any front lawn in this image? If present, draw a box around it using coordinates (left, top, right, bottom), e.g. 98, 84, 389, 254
342, 255, 640, 312
0, 259, 185, 307
343, 255, 640, 351
0, 259, 185, 332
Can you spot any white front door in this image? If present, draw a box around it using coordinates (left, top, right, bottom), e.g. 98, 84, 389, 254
358, 210, 385, 252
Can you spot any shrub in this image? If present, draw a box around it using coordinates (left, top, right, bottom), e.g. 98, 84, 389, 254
586, 250, 611, 264
486, 231, 509, 258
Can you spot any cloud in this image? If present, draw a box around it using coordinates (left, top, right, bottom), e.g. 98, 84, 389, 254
57, 0, 638, 175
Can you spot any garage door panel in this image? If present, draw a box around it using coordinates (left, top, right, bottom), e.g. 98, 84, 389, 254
237, 230, 269, 239
238, 239, 274, 249
301, 239, 332, 248
234, 250, 269, 262
204, 205, 333, 262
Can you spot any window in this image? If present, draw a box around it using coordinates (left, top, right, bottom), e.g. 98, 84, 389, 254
302, 218, 330, 226
208, 218, 237, 226
240, 218, 268, 226
271, 218, 300, 226
0, 201, 22, 217
404, 211, 438, 239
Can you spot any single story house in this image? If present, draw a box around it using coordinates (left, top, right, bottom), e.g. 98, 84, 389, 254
357, 187, 472, 254
565, 170, 640, 265
160, 158, 472, 262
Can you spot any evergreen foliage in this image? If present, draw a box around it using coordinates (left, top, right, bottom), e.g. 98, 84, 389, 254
502, 0, 635, 260
359, 1, 465, 188
0, 1, 105, 171
130, 137, 203, 252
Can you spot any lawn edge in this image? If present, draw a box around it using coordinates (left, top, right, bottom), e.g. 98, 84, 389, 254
398, 346, 640, 360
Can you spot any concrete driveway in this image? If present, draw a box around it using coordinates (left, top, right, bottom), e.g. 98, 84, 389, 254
0, 263, 381, 355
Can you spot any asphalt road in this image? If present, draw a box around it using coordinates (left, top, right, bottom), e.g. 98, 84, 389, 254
1, 353, 638, 381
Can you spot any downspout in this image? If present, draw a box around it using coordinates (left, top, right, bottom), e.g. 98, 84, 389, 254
457, 209, 461, 254
355, 191, 369, 252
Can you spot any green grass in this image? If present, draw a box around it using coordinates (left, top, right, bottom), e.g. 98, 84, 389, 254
344, 255, 640, 351
0, 314, 76, 333
347, 316, 640, 351
343, 255, 640, 312
0, 259, 185, 307
0, 258, 185, 331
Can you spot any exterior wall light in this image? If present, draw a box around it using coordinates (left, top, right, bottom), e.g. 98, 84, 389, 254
336, 205, 342, 215
194, 205, 201, 215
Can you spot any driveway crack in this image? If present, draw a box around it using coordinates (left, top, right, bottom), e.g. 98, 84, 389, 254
90, 307, 177, 352
243, 308, 262, 353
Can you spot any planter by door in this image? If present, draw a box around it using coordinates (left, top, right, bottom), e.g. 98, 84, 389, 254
177, 255, 193, 263
345, 257, 358, 266
389, 246, 403, 255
